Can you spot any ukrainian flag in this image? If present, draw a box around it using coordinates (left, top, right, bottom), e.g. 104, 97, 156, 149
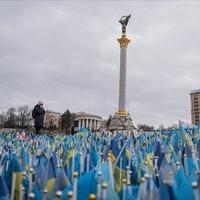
0, 175, 9, 199
46, 157, 56, 193
5, 155, 23, 200
113, 166, 126, 192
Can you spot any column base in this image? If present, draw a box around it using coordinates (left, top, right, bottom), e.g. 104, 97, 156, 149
116, 110, 128, 116
108, 112, 135, 131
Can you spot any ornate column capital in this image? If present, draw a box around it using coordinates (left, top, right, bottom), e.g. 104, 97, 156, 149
117, 34, 131, 48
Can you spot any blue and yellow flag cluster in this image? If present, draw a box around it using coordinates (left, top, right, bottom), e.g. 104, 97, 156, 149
0, 124, 199, 200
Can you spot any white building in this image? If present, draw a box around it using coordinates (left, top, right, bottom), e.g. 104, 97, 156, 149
75, 112, 102, 131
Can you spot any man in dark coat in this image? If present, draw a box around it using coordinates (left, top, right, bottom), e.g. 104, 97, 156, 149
32, 101, 45, 134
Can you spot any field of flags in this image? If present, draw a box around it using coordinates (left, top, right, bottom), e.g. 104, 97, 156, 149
0, 124, 200, 200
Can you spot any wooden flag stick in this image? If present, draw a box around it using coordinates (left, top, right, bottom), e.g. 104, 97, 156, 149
96, 171, 102, 200
73, 172, 78, 200
11, 173, 16, 200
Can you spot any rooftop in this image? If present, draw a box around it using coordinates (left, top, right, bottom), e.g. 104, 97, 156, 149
75, 112, 102, 119
45, 110, 61, 115
190, 89, 200, 95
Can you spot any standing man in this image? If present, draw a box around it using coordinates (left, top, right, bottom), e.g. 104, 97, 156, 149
32, 101, 45, 134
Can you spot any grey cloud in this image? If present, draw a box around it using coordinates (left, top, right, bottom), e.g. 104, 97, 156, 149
0, 1, 200, 127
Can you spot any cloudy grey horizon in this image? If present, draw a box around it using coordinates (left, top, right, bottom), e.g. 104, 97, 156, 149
0, 1, 200, 128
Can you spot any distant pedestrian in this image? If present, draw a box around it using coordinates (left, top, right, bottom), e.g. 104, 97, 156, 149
32, 101, 45, 134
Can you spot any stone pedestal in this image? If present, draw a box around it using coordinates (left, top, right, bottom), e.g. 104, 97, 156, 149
109, 113, 134, 131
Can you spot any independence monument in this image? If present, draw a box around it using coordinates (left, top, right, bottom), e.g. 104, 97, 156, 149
109, 15, 134, 131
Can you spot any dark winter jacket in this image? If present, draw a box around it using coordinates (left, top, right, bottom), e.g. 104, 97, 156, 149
32, 104, 45, 128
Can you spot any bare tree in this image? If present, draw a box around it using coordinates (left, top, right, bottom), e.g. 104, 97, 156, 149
0, 112, 6, 128
5, 107, 17, 128
17, 105, 31, 128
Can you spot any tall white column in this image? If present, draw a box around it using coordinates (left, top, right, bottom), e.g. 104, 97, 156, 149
118, 47, 127, 112
89, 119, 92, 130
82, 119, 85, 128
86, 118, 88, 129
117, 34, 130, 115
78, 120, 81, 130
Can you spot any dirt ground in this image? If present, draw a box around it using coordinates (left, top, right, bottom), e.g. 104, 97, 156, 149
0, 128, 16, 132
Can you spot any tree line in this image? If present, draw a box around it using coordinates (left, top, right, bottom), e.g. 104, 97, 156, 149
0, 106, 76, 134
0, 105, 32, 129
0, 105, 161, 133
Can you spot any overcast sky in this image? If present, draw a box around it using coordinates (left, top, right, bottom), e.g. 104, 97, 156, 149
0, 1, 200, 127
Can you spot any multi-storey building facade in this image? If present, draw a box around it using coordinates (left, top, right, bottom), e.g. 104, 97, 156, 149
190, 89, 200, 125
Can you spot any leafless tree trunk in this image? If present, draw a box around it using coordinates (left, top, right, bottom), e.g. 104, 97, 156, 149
18, 105, 31, 128
0, 112, 6, 128
5, 107, 17, 128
